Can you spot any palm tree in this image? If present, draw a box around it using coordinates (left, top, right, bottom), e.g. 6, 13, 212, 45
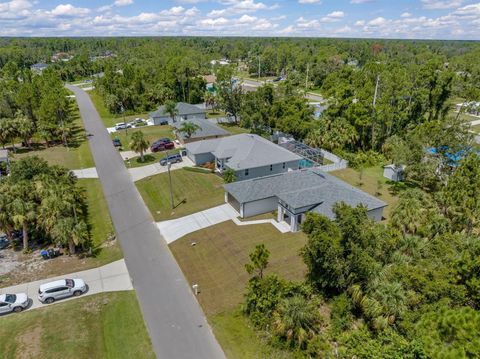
15, 113, 35, 148
0, 184, 14, 239
10, 182, 36, 251
178, 121, 201, 139
164, 100, 178, 123
129, 131, 150, 162
273, 295, 322, 348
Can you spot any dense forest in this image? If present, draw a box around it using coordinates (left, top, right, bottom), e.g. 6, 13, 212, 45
1, 37, 480, 357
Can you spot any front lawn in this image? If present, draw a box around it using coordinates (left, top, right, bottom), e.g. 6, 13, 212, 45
0, 292, 155, 359
88, 90, 150, 128
169, 220, 307, 315
125, 148, 180, 168
136, 169, 224, 221
111, 125, 175, 151
330, 166, 399, 219
217, 123, 250, 135
10, 108, 94, 170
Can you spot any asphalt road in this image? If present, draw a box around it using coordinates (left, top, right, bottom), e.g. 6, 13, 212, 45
66, 85, 225, 359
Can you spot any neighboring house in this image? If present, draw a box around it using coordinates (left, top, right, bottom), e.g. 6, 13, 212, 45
173, 118, 230, 144
185, 134, 302, 180
224, 169, 387, 232
30, 63, 48, 74
203, 74, 217, 92
383, 164, 405, 182
149, 102, 206, 126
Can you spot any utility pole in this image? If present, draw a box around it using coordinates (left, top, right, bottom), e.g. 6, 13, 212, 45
258, 56, 261, 81
373, 75, 380, 107
166, 150, 174, 209
372, 75, 380, 149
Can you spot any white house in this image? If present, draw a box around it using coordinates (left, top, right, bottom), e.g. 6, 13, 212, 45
185, 134, 302, 181
383, 164, 405, 182
224, 169, 387, 232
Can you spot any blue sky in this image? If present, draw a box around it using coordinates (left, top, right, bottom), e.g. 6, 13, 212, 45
0, 0, 479, 38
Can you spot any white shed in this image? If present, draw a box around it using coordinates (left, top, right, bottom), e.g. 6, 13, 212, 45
383, 164, 405, 182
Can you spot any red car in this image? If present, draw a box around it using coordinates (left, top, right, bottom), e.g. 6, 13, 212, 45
150, 139, 174, 152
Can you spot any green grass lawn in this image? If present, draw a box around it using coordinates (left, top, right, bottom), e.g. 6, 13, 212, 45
136, 169, 224, 221
88, 90, 150, 128
125, 148, 181, 168
111, 125, 175, 150
0, 292, 155, 359
472, 124, 480, 133
211, 309, 301, 359
169, 220, 307, 315
330, 166, 399, 220
10, 107, 94, 170
217, 123, 250, 135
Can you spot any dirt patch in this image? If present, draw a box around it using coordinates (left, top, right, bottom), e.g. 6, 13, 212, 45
15, 325, 42, 359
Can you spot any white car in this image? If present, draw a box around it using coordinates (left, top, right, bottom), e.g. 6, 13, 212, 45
0, 293, 29, 314
38, 278, 87, 304
114, 122, 131, 130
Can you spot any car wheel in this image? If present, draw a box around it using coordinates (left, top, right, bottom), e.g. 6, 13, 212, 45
45, 297, 55, 304
73, 290, 82, 297
13, 306, 23, 313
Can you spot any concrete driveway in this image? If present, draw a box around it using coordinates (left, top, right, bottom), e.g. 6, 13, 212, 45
72, 167, 99, 179
0, 260, 132, 311
128, 157, 193, 182
157, 204, 239, 243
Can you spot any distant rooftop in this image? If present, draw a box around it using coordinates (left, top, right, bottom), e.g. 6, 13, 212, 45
172, 118, 230, 140
149, 102, 206, 118
186, 134, 302, 171
224, 169, 386, 217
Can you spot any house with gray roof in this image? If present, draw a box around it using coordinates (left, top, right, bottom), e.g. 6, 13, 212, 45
149, 102, 206, 126
185, 134, 302, 181
30, 63, 48, 74
172, 118, 230, 144
224, 168, 387, 231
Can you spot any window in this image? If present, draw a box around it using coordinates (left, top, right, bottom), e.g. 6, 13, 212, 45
244, 169, 249, 176
282, 162, 286, 169
270, 165, 273, 171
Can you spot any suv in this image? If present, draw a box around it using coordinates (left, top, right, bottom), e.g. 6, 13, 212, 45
0, 293, 29, 314
112, 138, 122, 147
38, 278, 87, 304
160, 153, 183, 166
114, 122, 132, 131
150, 138, 174, 152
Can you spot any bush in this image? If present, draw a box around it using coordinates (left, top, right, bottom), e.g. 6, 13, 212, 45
330, 293, 354, 335
201, 162, 215, 172
337, 150, 386, 169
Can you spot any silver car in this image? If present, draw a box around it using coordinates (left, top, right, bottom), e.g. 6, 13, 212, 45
38, 278, 87, 304
0, 293, 29, 314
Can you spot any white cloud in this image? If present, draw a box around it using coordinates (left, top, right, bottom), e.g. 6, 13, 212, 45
49, 4, 91, 17
367, 16, 387, 26
421, 0, 463, 10
350, 0, 373, 3
401, 12, 412, 18
355, 20, 365, 26
114, 0, 133, 6
298, 0, 321, 4
321, 11, 345, 22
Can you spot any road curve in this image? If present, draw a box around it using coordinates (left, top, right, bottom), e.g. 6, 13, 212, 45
66, 85, 225, 359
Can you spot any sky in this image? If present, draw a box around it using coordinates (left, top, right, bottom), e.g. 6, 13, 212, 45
1, 0, 479, 39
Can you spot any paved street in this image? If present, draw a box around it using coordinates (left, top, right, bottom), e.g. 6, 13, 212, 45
66, 85, 225, 359
0, 260, 132, 311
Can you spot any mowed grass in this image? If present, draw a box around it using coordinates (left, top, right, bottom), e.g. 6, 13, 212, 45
0, 292, 155, 359
89, 90, 150, 128
111, 125, 175, 150
11, 107, 94, 170
210, 309, 301, 359
330, 166, 398, 219
125, 148, 181, 168
217, 123, 250, 135
136, 169, 225, 221
169, 221, 307, 315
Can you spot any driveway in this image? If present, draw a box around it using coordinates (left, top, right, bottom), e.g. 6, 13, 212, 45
128, 157, 193, 182
0, 259, 131, 311
157, 204, 239, 243
72, 167, 99, 179
66, 84, 225, 359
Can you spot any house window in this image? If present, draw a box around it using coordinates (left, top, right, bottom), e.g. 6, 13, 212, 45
270, 164, 273, 171
282, 162, 286, 169
245, 169, 249, 176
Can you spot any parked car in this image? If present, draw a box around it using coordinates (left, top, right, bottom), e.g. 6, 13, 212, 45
112, 138, 122, 147
160, 153, 183, 166
0, 235, 9, 250
150, 139, 174, 152
0, 293, 29, 314
114, 122, 132, 131
38, 278, 87, 304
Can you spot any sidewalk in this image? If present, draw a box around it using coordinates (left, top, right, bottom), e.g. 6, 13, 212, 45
0, 259, 132, 310
72, 167, 99, 179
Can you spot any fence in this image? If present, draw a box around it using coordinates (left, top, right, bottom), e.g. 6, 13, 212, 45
316, 149, 348, 172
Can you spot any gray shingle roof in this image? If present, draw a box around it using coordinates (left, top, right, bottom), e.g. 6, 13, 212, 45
173, 118, 230, 140
149, 102, 206, 118
224, 169, 386, 218
186, 134, 302, 170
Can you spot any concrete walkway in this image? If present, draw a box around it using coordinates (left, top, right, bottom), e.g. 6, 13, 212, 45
72, 167, 99, 179
128, 157, 193, 182
0, 260, 131, 311
157, 204, 291, 244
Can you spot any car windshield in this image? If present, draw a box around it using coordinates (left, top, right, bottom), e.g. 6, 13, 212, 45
5, 294, 16, 303
65, 279, 75, 288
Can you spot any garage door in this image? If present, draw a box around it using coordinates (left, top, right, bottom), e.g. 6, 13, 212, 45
227, 193, 241, 213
